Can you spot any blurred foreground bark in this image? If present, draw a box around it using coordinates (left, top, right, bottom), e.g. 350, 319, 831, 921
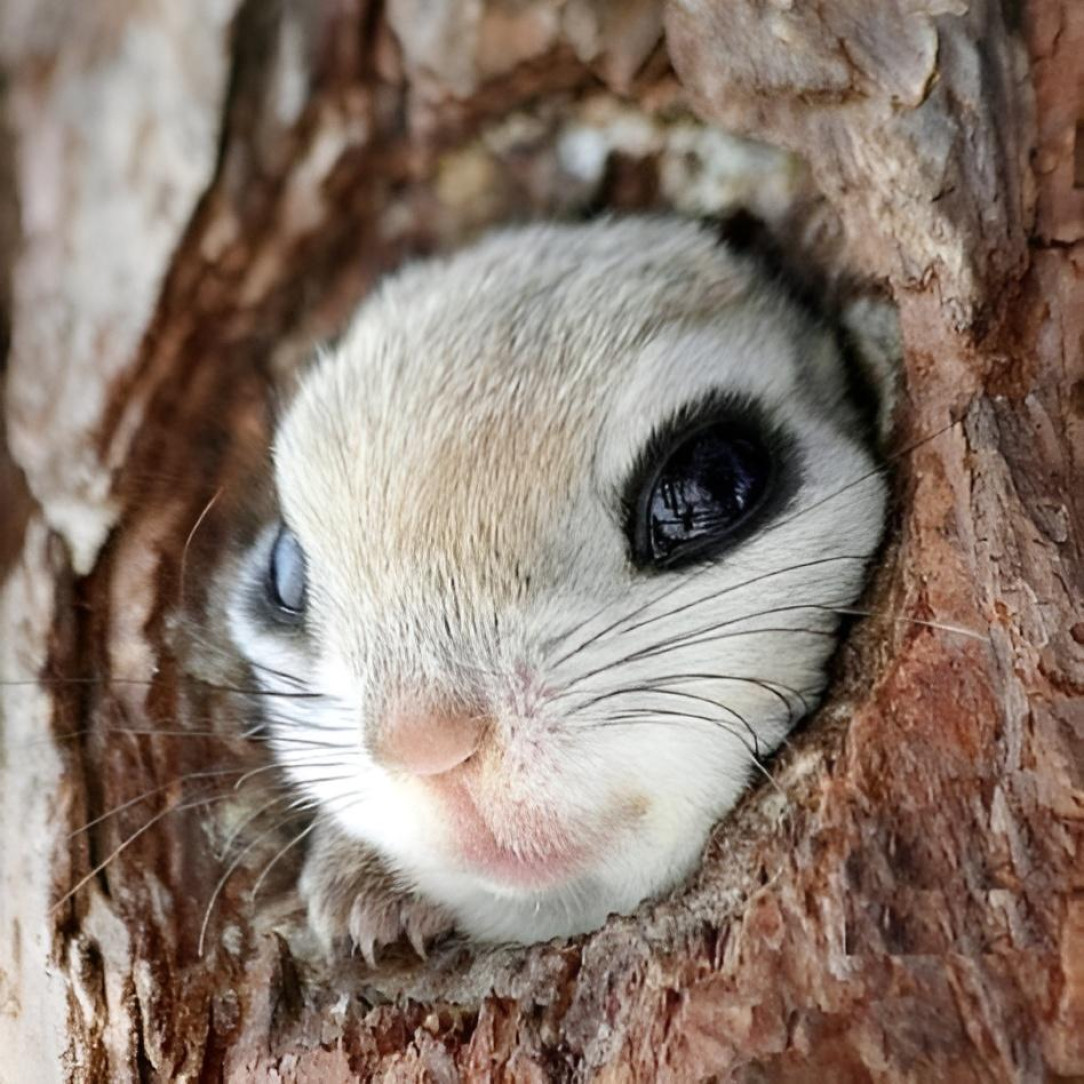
0, 0, 1080, 1079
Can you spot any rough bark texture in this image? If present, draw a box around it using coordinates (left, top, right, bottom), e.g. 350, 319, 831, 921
0, 0, 1080, 1081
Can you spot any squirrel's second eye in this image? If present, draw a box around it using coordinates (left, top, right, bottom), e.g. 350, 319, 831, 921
267, 525, 307, 617
631, 422, 773, 570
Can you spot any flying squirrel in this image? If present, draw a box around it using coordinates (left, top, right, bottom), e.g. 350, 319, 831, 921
217, 216, 889, 960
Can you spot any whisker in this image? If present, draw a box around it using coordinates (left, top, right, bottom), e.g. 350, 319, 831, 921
545, 419, 961, 670
0, 673, 327, 702
618, 601, 851, 667
179, 486, 225, 609
68, 768, 256, 838
198, 791, 362, 957
198, 796, 315, 957
196, 675, 325, 700
546, 556, 870, 676
553, 605, 842, 697
1, 676, 159, 690
829, 607, 988, 641
104, 727, 352, 749
550, 670, 814, 716
242, 658, 315, 693
650, 672, 815, 719
615, 560, 866, 642
55, 791, 242, 912
567, 681, 795, 745
759, 417, 961, 543
628, 626, 836, 667
589, 678, 789, 762
9, 725, 353, 752
216, 787, 299, 860
594, 708, 785, 796
250, 819, 320, 898
622, 605, 985, 671
594, 703, 763, 759
178, 625, 310, 690
233, 754, 347, 791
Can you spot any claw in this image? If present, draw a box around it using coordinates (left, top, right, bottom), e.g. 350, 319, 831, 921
301, 836, 453, 964
406, 918, 429, 960
358, 934, 378, 969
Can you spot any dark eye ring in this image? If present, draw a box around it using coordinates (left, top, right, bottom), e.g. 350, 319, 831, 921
266, 524, 307, 617
630, 415, 774, 570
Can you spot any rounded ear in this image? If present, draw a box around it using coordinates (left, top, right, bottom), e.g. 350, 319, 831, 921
709, 208, 826, 321
709, 209, 902, 449
837, 295, 903, 448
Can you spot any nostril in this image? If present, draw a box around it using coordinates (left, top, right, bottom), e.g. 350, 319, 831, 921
376, 703, 487, 777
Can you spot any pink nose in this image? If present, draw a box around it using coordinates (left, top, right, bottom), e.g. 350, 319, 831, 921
376, 702, 487, 777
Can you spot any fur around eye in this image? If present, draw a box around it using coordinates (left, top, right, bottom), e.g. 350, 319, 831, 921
267, 524, 307, 616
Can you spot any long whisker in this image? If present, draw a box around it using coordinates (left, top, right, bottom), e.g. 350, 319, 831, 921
544, 419, 960, 667
9, 725, 353, 753
578, 678, 796, 763
179, 486, 225, 609
55, 791, 242, 912
593, 700, 764, 760
564, 675, 805, 726
233, 753, 347, 791
829, 607, 988, 641
616, 561, 864, 642
546, 555, 870, 676
250, 819, 321, 899
0, 674, 327, 701
178, 626, 314, 692
658, 672, 815, 717
619, 601, 853, 667
68, 768, 257, 838
198, 791, 361, 957
242, 658, 316, 693
216, 783, 315, 862
100, 727, 352, 748
758, 417, 961, 543
627, 626, 836, 668
553, 602, 843, 697
551, 670, 815, 721
595, 707, 784, 796
198, 797, 315, 957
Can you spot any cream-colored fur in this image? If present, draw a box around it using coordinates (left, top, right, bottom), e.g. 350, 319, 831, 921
228, 218, 887, 947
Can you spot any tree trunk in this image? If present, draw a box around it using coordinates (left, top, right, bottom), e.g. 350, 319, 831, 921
0, 1, 1079, 1080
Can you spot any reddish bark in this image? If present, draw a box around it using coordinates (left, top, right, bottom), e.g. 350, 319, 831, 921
0, 1, 1079, 1079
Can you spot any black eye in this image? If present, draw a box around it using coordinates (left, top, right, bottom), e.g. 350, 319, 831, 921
631, 419, 773, 569
267, 525, 307, 616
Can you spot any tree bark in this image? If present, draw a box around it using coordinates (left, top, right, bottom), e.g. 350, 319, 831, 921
0, 1, 1079, 1080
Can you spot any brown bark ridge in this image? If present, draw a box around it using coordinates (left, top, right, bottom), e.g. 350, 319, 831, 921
0, 0, 1080, 1080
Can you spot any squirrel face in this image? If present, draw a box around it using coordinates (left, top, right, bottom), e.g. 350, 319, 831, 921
228, 218, 887, 943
